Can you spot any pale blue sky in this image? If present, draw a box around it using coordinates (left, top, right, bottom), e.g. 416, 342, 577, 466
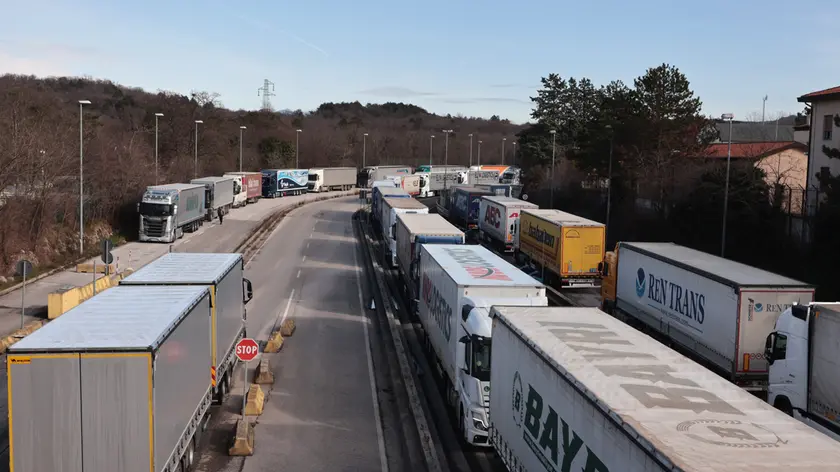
1, 0, 838, 124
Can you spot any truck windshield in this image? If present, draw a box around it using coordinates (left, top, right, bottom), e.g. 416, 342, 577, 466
471, 339, 491, 382
139, 202, 172, 217
308, 174, 319, 181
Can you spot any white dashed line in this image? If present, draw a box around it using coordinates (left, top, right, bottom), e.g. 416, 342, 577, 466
296, 269, 301, 278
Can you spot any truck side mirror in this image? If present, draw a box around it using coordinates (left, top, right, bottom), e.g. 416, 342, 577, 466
764, 333, 776, 365
243, 278, 253, 304
459, 335, 470, 344
461, 304, 474, 322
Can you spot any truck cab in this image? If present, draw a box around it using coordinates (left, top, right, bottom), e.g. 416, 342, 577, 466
765, 302, 840, 442
455, 296, 548, 446
307, 169, 324, 192
597, 243, 620, 313
138, 188, 179, 242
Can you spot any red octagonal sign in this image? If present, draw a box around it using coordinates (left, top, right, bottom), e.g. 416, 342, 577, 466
235, 338, 260, 362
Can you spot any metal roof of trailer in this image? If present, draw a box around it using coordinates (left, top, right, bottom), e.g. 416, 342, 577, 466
9, 285, 208, 352
482, 195, 537, 208
383, 198, 427, 210
622, 242, 811, 288
191, 176, 233, 183
491, 306, 840, 470
423, 244, 542, 287
120, 253, 241, 285
397, 213, 463, 236
522, 208, 604, 227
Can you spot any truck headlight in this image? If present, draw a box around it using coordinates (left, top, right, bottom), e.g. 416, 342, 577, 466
471, 410, 488, 431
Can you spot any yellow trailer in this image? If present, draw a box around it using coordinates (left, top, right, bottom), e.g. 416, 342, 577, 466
516, 208, 605, 288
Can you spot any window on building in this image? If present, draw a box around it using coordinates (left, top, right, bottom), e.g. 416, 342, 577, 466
823, 114, 834, 140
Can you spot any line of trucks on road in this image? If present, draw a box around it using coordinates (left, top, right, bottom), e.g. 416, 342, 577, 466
138, 167, 357, 243
7, 252, 254, 472
367, 184, 840, 470
357, 164, 522, 198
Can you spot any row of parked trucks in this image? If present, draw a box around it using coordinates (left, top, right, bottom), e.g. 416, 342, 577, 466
356, 164, 521, 198
7, 252, 254, 472
138, 167, 357, 243
368, 184, 840, 469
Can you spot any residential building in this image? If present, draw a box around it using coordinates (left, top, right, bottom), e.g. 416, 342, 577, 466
798, 86, 840, 212
702, 141, 808, 214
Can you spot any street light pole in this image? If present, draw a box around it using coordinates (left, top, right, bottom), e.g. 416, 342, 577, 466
512, 141, 517, 167
363, 133, 368, 168
502, 137, 507, 165
468, 133, 474, 167
549, 130, 556, 207
721, 113, 734, 257
239, 126, 247, 172
78, 100, 91, 255
194, 120, 203, 179
605, 125, 614, 244
443, 129, 453, 190
429, 135, 435, 170
477, 140, 482, 166
295, 129, 302, 168
154, 113, 164, 185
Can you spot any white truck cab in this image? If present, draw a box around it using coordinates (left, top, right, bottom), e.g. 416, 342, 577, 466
766, 302, 840, 442
455, 295, 548, 446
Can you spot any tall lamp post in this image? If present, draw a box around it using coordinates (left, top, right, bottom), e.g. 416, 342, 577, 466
154, 113, 164, 185
512, 141, 517, 167
194, 120, 203, 179
477, 140, 482, 165
720, 113, 734, 257
468, 133, 474, 167
443, 129, 453, 190
429, 135, 435, 169
295, 129, 302, 168
239, 126, 247, 172
604, 125, 615, 244
501, 137, 507, 165
78, 99, 91, 254
549, 130, 556, 207
363, 132, 368, 168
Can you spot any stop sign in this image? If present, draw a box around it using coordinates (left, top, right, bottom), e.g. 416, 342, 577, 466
235, 338, 260, 362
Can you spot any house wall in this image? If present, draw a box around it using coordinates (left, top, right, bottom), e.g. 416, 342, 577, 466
756, 149, 807, 214
808, 100, 840, 190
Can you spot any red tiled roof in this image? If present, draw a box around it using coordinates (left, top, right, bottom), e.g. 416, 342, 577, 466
798, 86, 840, 102
703, 141, 806, 159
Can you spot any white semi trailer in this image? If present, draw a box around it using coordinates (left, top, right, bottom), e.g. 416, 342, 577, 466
8, 285, 215, 472
417, 244, 547, 446
766, 302, 840, 442
490, 305, 840, 472
478, 195, 538, 252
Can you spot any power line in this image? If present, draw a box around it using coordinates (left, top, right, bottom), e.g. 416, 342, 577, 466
257, 79, 276, 111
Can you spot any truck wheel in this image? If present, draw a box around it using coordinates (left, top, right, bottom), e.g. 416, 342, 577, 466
774, 397, 793, 417
181, 439, 195, 471
459, 406, 466, 443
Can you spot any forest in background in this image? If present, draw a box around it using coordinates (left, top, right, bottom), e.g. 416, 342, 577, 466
0, 73, 521, 276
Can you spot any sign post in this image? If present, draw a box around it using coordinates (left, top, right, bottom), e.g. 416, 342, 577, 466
15, 260, 33, 331
235, 337, 260, 417
101, 239, 114, 276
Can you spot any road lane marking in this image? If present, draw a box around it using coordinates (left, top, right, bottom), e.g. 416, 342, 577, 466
280, 289, 295, 325
352, 232, 389, 472
296, 269, 301, 278
307, 242, 310, 249
302, 255, 306, 263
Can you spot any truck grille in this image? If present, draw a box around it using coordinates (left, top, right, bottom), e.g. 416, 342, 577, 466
483, 393, 490, 417
143, 218, 166, 237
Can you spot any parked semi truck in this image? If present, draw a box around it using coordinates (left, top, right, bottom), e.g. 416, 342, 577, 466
371, 186, 409, 227
225, 171, 262, 204
120, 252, 253, 403
418, 171, 461, 197
387, 173, 421, 196
479, 196, 538, 252
473, 183, 523, 199
358, 165, 411, 188
307, 167, 356, 192
766, 302, 840, 441
395, 213, 464, 315
380, 197, 429, 267
138, 183, 206, 243
516, 208, 605, 288
418, 244, 547, 446
191, 176, 235, 221
450, 186, 494, 235
462, 170, 500, 186
415, 164, 468, 173
489, 305, 840, 472
224, 173, 247, 207
600, 241, 814, 395
262, 169, 309, 197
7, 285, 215, 472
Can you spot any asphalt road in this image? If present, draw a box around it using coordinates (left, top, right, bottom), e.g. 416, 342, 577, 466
198, 196, 401, 472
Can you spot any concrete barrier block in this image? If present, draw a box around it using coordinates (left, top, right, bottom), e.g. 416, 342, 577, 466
280, 318, 296, 337
228, 419, 255, 456
75, 263, 116, 274
264, 331, 284, 353
254, 358, 274, 385
244, 384, 265, 416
